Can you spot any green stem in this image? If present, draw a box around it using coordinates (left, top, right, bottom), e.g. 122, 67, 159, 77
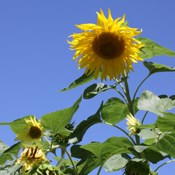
108, 123, 136, 145
141, 111, 148, 124
114, 88, 128, 104
132, 74, 150, 101
154, 159, 175, 172
64, 148, 78, 174
97, 165, 103, 175
135, 135, 140, 145
124, 78, 134, 115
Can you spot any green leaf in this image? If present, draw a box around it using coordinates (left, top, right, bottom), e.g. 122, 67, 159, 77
81, 137, 133, 166
137, 37, 175, 59
156, 133, 175, 158
138, 128, 157, 140
83, 83, 115, 99
0, 142, 21, 165
0, 141, 9, 156
10, 115, 34, 135
60, 72, 95, 92
143, 146, 167, 164
40, 96, 82, 135
69, 103, 103, 143
156, 113, 175, 132
102, 98, 129, 124
104, 154, 129, 172
71, 145, 99, 175
143, 61, 175, 75
137, 90, 175, 116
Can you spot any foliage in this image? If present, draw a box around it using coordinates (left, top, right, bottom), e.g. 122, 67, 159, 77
1, 9, 175, 175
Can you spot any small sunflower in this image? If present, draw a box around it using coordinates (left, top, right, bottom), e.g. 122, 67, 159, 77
126, 114, 141, 135
69, 9, 144, 80
16, 116, 43, 145
16, 147, 48, 172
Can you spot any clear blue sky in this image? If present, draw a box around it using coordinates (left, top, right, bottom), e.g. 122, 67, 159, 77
0, 1, 175, 174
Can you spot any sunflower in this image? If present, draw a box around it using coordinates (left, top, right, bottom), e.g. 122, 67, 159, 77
126, 114, 141, 135
69, 9, 144, 80
16, 116, 43, 145
16, 147, 48, 172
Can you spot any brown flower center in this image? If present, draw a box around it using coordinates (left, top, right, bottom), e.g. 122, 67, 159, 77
29, 126, 42, 139
92, 32, 125, 59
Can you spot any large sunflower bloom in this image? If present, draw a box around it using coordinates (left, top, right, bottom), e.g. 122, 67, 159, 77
16, 147, 48, 172
69, 9, 144, 80
16, 116, 43, 145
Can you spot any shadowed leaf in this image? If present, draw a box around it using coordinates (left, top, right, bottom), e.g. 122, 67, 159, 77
69, 103, 103, 143
143, 61, 175, 75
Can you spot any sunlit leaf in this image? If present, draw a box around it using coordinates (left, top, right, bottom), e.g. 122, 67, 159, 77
0, 141, 9, 156
138, 129, 157, 140
138, 37, 175, 59
10, 115, 34, 135
156, 133, 175, 158
156, 113, 175, 132
69, 103, 103, 143
60, 72, 95, 92
104, 154, 129, 172
83, 83, 115, 99
81, 137, 133, 166
40, 96, 82, 136
143, 61, 175, 75
102, 98, 129, 124
137, 90, 175, 116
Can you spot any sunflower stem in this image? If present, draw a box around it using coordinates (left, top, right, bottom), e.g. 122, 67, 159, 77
97, 165, 103, 175
132, 74, 150, 101
60, 146, 78, 175
106, 123, 136, 145
141, 111, 149, 124
154, 159, 175, 172
124, 78, 134, 115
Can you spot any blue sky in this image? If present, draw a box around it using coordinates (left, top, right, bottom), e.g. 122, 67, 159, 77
0, 1, 175, 174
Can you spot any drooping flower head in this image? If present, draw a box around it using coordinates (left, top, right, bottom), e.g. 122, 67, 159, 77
16, 116, 43, 145
69, 9, 144, 80
126, 114, 141, 135
16, 147, 48, 172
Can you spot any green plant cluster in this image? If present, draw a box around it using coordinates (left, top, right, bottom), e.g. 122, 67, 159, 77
1, 38, 175, 175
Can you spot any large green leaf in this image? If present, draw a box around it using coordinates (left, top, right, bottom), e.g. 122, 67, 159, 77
137, 90, 175, 116
102, 98, 129, 124
143, 61, 175, 75
40, 96, 82, 136
0, 142, 21, 165
156, 133, 175, 158
10, 115, 34, 135
69, 103, 103, 143
156, 113, 175, 132
60, 72, 95, 92
83, 83, 115, 99
137, 37, 175, 59
81, 137, 133, 166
